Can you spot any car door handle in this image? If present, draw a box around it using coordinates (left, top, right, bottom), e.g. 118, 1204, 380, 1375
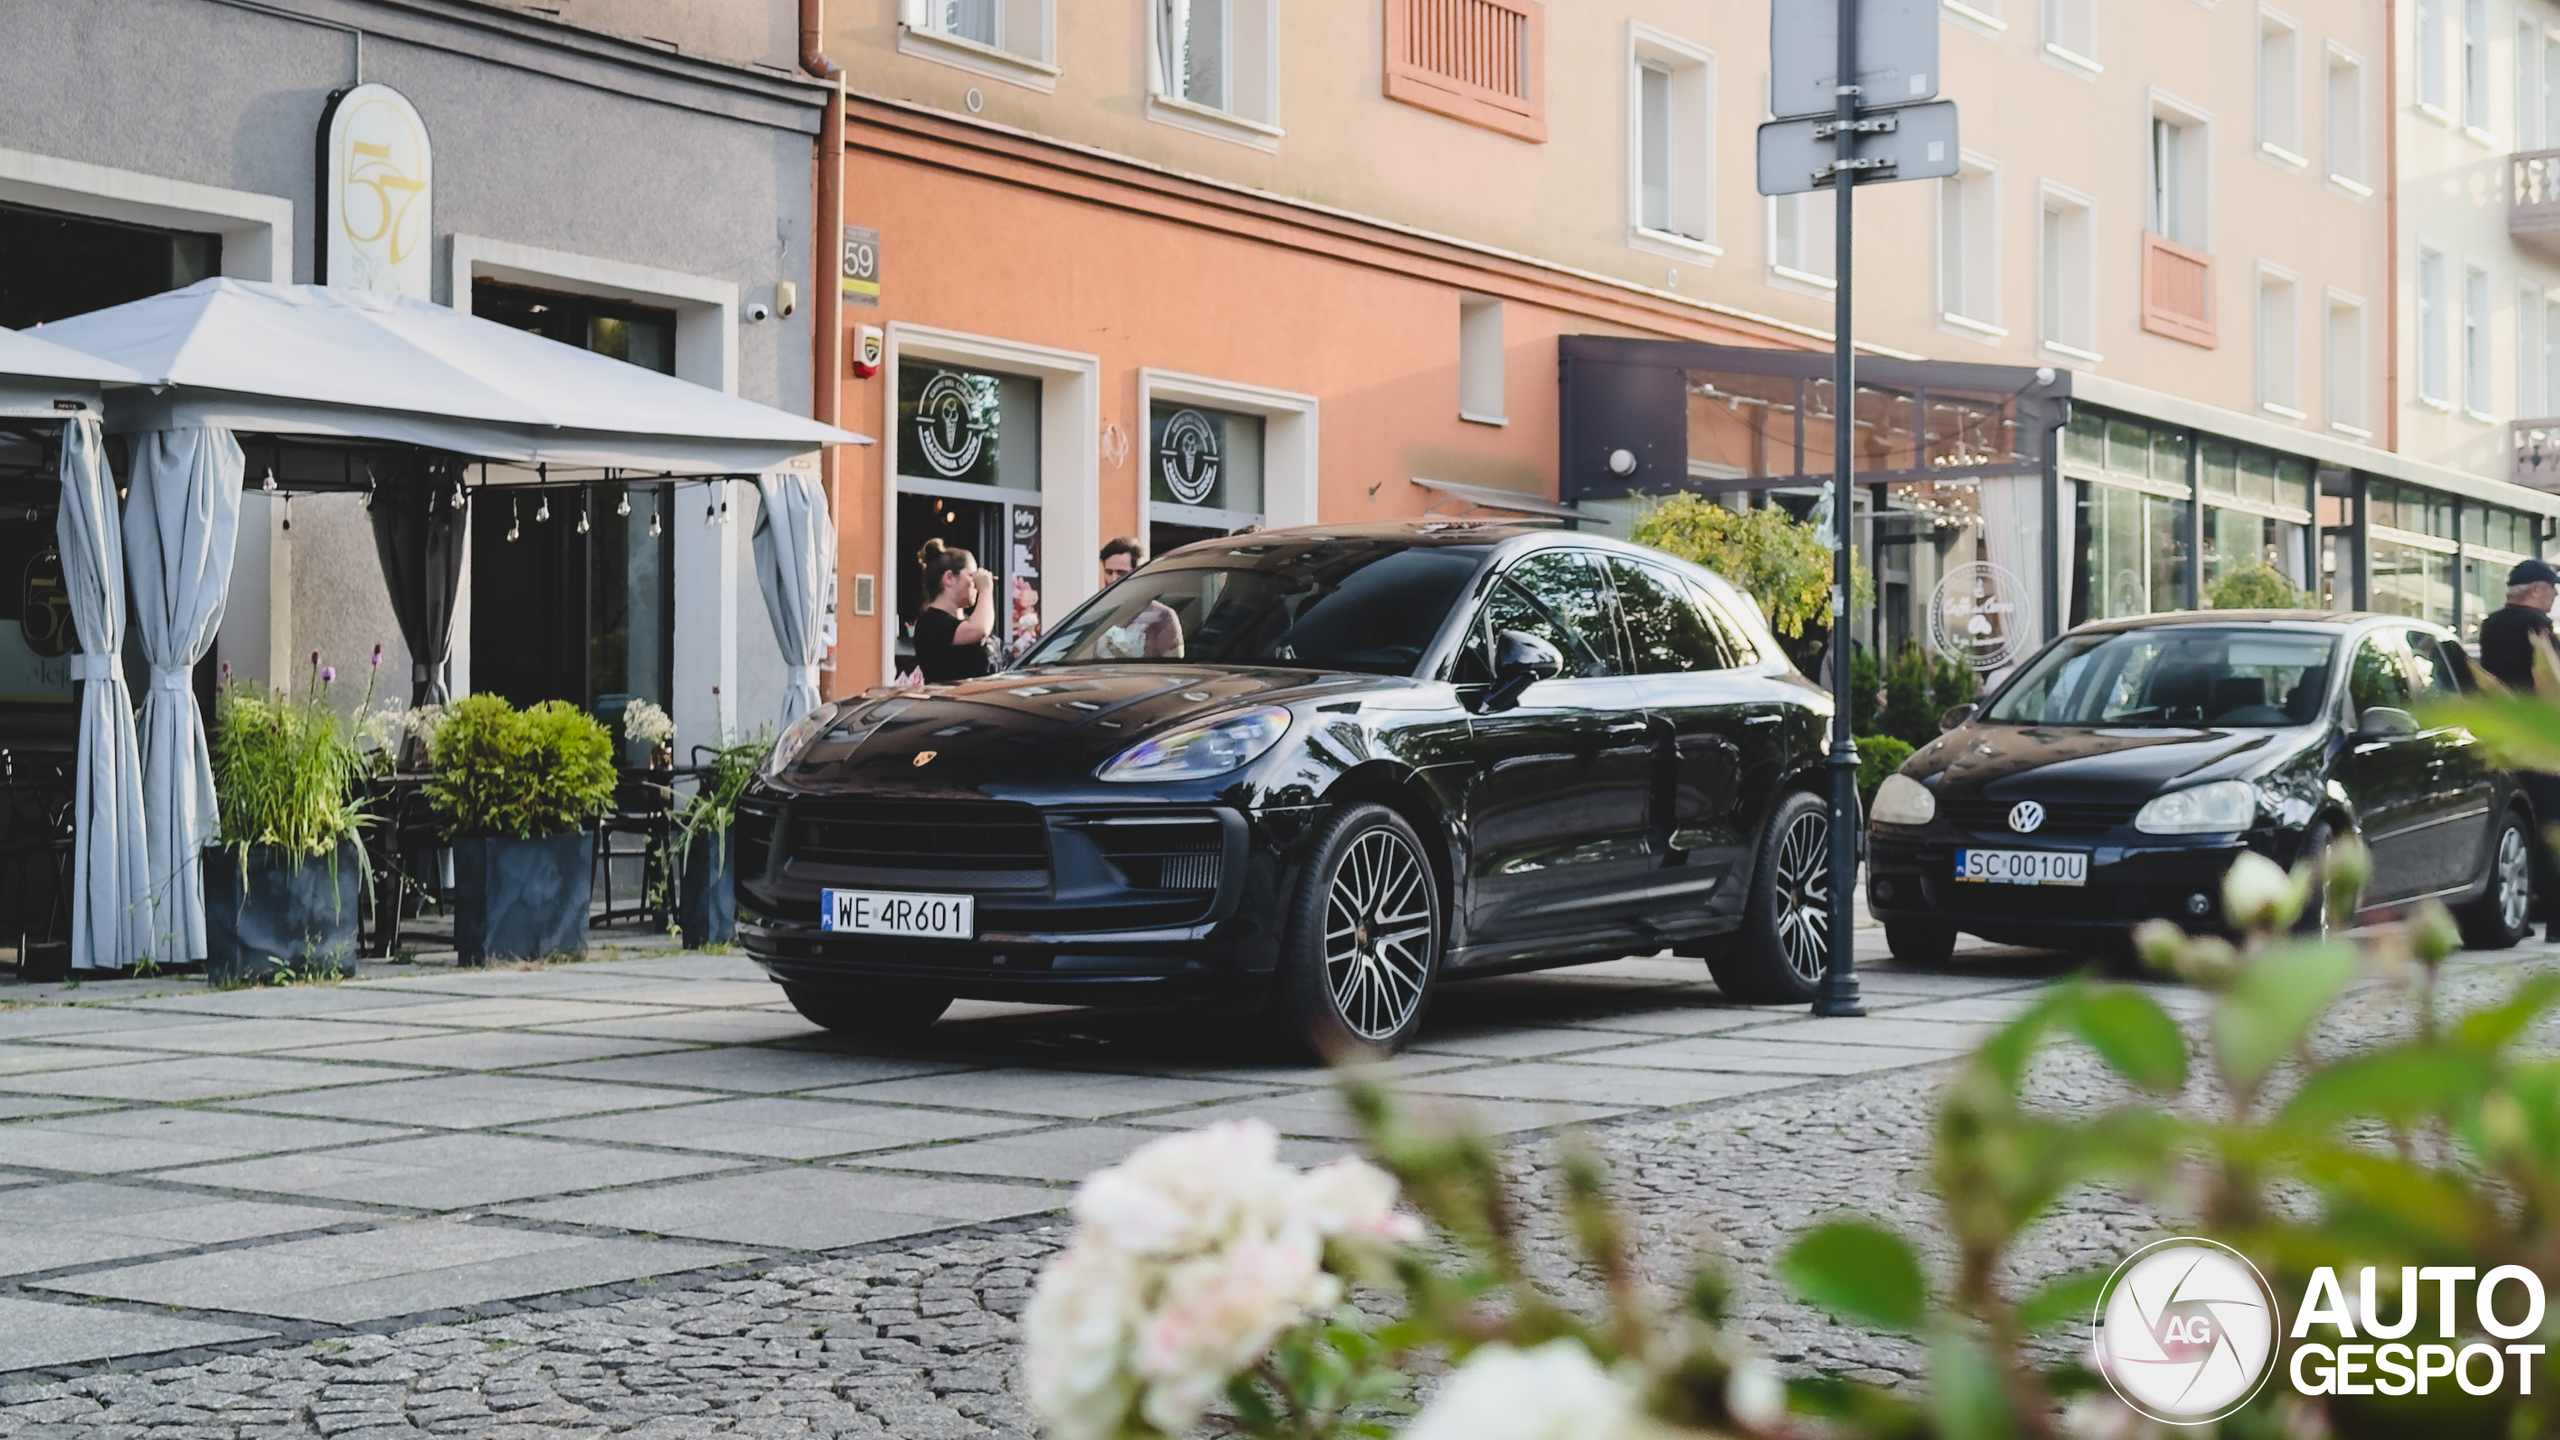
1604, 721, 1649, 736
1743, 714, 1783, 726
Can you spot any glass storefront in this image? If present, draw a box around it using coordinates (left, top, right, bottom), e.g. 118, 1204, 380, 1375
894, 360, 1045, 674
1147, 401, 1264, 557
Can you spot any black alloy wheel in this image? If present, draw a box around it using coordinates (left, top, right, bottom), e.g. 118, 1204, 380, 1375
1708, 789, 1833, 1004
1269, 802, 1442, 1058
783, 982, 953, 1040
2457, 809, 2535, 950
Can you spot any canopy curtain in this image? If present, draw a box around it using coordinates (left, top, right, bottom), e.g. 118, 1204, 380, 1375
369, 452, 469, 709
124, 427, 245, 967
58, 415, 152, 971
753, 471, 832, 732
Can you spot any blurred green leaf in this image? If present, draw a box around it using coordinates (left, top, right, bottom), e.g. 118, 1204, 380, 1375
1929, 1328, 2020, 1440
2212, 938, 2358, 1091
2060, 986, 2189, 1093
2425, 695, 2560, 772
1780, 1218, 1929, 1331
2276, 1047, 2492, 1133
2012, 1270, 2109, 1334
2454, 972, 2560, 1051
2294, 1149, 2484, 1251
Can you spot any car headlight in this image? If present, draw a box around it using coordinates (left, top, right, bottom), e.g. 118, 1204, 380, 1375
765, 703, 840, 776
1098, 706, 1292, 783
1870, 773, 1937, 826
2134, 779, 2258, 835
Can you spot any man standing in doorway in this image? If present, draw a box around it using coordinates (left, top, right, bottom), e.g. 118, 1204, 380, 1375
1100, 536, 1143, 588
2477, 558, 2560, 940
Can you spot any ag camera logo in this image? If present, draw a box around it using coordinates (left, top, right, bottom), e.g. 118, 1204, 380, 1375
2093, 1239, 2281, 1424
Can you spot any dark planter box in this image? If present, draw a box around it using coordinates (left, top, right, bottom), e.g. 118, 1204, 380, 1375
677, 827, 736, 949
452, 831, 593, 967
205, 841, 362, 985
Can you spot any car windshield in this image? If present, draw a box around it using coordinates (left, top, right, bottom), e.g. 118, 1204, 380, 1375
1982, 627, 2339, 727
1024, 543, 1483, 676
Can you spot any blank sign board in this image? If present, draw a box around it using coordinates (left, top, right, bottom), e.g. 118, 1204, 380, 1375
1755, 101, 1962, 197
1769, 0, 1939, 121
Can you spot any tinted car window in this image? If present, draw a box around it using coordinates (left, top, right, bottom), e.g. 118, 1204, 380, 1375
2405, 631, 2463, 700
1452, 550, 1621, 682
1684, 576, 1762, 666
2349, 632, 2415, 712
1026, 544, 1480, 675
1984, 626, 2338, 726
1609, 559, 1733, 673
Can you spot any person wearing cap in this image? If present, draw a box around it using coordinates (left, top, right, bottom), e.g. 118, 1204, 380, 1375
2479, 558, 2560, 690
2477, 557, 2560, 939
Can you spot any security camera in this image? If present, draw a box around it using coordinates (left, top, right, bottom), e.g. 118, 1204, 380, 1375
745, 301, 773, 323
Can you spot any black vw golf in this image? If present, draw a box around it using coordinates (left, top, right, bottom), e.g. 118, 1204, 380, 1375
736, 523, 1840, 1055
1865, 611, 2536, 960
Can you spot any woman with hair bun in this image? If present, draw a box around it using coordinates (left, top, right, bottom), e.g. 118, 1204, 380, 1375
911, 538, 999, 683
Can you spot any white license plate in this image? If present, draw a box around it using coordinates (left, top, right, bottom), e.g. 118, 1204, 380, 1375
820, 889, 975, 939
1953, 849, 2089, 886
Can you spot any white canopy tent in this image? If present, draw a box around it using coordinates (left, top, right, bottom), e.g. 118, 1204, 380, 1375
29, 280, 865, 970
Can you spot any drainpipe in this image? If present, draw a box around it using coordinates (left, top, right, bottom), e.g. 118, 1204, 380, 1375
2384, 0, 2400, 454
802, 0, 846, 698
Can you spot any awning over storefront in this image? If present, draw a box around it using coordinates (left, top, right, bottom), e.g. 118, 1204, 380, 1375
0, 326, 143, 416
36, 279, 868, 473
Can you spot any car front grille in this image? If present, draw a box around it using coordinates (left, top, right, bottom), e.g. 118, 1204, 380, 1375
1939, 798, 2140, 837
782, 798, 1051, 890
1081, 815, 1225, 892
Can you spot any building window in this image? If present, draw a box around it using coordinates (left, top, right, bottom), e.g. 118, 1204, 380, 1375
899, 0, 1058, 88
1770, 191, 1835, 287
2524, 280, 2545, 417
2327, 294, 2366, 432
2143, 107, 2214, 345
1150, 0, 1278, 139
1939, 159, 2001, 335
2258, 12, 2303, 165
2419, 248, 2450, 402
2150, 113, 2207, 247
1459, 295, 1505, 423
2039, 186, 2096, 356
1148, 403, 1265, 557
0, 200, 220, 331
2465, 262, 2494, 414
2466, 0, 2491, 130
2259, 270, 2301, 416
2523, 18, 2545, 148
2417, 0, 2449, 112
2326, 47, 2366, 189
893, 360, 1046, 672
2042, 0, 2098, 71
1383, 0, 1546, 143
1627, 27, 1713, 252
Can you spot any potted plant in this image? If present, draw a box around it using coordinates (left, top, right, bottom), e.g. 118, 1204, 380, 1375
426, 693, 617, 966
205, 665, 371, 985
673, 731, 768, 949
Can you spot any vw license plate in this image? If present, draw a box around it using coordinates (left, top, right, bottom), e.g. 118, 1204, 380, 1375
820, 889, 975, 939
1953, 849, 2089, 886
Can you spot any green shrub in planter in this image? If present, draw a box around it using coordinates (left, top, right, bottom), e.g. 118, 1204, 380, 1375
674, 733, 768, 949
207, 678, 370, 985
426, 695, 616, 965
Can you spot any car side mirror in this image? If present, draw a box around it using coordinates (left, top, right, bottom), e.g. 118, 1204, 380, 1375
1484, 630, 1563, 711
1939, 703, 1977, 732
2355, 705, 2418, 741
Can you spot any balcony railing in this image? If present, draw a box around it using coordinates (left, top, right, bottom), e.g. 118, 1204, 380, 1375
2514, 150, 2560, 252
2140, 232, 2216, 348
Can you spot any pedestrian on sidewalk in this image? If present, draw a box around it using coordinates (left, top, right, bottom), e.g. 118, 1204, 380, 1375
2476, 557, 2560, 940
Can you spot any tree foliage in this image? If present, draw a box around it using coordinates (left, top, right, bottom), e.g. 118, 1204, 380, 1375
2206, 561, 2314, 611
1630, 493, 1867, 639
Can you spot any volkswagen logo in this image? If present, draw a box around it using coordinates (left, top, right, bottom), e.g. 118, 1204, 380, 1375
2007, 800, 2046, 833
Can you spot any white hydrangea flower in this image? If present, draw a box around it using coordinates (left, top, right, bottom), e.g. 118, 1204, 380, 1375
1134, 1235, 1335, 1433
1404, 1340, 1654, 1440
1073, 1118, 1292, 1257
1286, 1156, 1424, 1249
2220, 848, 2297, 931
1023, 1243, 1144, 1440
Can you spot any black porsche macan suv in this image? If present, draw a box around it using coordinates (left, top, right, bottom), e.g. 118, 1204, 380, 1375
736, 523, 1840, 1054
1866, 610, 2535, 960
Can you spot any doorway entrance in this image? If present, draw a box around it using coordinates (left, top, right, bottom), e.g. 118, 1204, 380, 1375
468, 483, 674, 728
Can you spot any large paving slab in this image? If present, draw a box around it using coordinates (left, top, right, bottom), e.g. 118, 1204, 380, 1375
278, 1030, 690, 1070
0, 1044, 172, 1077
810, 1067, 1280, 1119
68, 1017, 450, 1054
1589, 1035, 1981, 1075
848, 1125, 1199, 1182
500, 1167, 1064, 1249
224, 1072, 708, 1130
34, 1221, 746, 1323
1134, 1090, 1627, 1140
1404, 1061, 1807, 1107
152, 1132, 748, 1209
0, 1006, 215, 1041
0, 1294, 271, 1371
537, 1008, 824, 1044
0, 1054, 422, 1103
318, 996, 684, 1029
0, 1109, 417, 1175
532, 1045, 979, 1093
519, 1095, 1041, 1159
0, 1182, 357, 1275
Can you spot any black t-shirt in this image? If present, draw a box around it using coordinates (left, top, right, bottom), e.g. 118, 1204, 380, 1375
913, 607, 994, 684
2478, 602, 2553, 689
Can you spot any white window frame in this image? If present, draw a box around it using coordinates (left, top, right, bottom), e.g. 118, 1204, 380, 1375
2545, 292, 2560, 416
1135, 369, 1318, 546
1938, 153, 2004, 341
1943, 0, 2006, 38
2523, 16, 2545, 149
2039, 181, 2098, 362
2524, 279, 2546, 421
2041, 0, 2101, 76
2326, 289, 2369, 436
897, 0, 1061, 93
2417, 0, 2451, 117
1459, 294, 1507, 424
2257, 263, 2304, 419
880, 323, 1101, 683
2326, 44, 2371, 196
1146, 0, 1283, 150
1767, 190, 1836, 293
2148, 92, 2213, 251
2258, 8, 2307, 169
2464, 258, 2496, 418
2419, 244, 2452, 406
2545, 29, 2560, 156
2464, 0, 2494, 137
1626, 24, 1718, 262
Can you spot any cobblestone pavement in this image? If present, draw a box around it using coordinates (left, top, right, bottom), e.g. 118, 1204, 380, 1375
0, 931, 2547, 1436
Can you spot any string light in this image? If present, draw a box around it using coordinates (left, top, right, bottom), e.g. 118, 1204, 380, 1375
576, 490, 591, 534
534, 493, 550, 523
261, 469, 277, 493
507, 496, 520, 543
615, 489, 631, 517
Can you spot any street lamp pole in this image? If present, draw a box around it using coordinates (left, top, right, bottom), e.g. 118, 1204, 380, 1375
1815, 0, 1867, 1019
